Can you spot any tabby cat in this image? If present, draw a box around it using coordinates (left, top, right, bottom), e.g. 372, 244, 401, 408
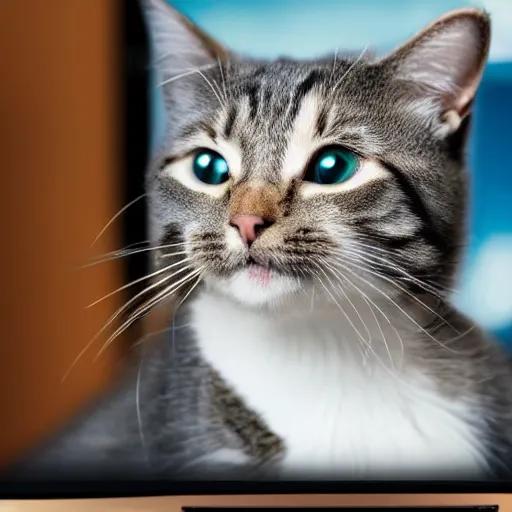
10, 0, 512, 481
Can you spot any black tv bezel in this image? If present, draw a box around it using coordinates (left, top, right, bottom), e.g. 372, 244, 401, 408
0, 481, 511, 500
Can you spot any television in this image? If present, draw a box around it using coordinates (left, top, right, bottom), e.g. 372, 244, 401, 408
1, 0, 511, 508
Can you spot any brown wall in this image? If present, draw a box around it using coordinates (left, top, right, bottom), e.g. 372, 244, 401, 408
0, 0, 124, 466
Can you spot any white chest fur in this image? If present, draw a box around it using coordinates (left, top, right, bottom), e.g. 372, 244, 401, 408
191, 291, 488, 479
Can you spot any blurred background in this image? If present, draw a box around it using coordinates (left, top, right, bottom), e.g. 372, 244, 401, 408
0, 0, 510, 472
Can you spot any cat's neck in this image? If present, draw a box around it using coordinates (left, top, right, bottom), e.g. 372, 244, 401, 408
190, 287, 410, 376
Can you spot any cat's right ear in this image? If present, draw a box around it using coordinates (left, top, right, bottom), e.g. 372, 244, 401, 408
380, 8, 490, 136
141, 0, 228, 113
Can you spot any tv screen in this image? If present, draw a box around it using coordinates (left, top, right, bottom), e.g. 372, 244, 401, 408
2, 0, 512, 495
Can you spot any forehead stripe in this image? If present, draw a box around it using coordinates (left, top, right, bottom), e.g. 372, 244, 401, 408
288, 69, 324, 124
315, 108, 328, 137
243, 83, 261, 120
223, 103, 238, 138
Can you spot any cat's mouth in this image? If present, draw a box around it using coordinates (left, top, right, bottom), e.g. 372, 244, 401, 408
246, 255, 273, 285
241, 253, 303, 281
210, 251, 305, 306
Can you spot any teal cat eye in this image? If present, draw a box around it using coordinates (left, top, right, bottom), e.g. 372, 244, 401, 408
306, 146, 359, 185
192, 149, 229, 185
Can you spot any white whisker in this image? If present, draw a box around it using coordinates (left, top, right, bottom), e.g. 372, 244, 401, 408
329, 48, 339, 86
197, 70, 226, 111
83, 241, 187, 268
313, 266, 401, 377
341, 241, 448, 297
309, 286, 315, 314
61, 263, 193, 383
337, 258, 463, 354
346, 236, 457, 296
98, 263, 193, 333
97, 268, 203, 356
86, 255, 191, 308
136, 344, 149, 467
217, 56, 228, 104
324, 259, 404, 369
130, 326, 174, 351
91, 194, 147, 248
318, 261, 372, 344
311, 262, 370, 347
171, 274, 203, 357
156, 64, 216, 88
336, 248, 461, 334
333, 45, 368, 91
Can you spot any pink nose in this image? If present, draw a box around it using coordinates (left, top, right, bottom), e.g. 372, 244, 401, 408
230, 215, 266, 245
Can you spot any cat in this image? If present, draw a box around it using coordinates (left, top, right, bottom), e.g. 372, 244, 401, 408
7, 0, 512, 482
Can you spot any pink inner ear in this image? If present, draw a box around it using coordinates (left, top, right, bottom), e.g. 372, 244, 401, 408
382, 9, 490, 119
452, 82, 480, 118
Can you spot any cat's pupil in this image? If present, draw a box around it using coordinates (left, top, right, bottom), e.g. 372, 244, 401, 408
193, 150, 229, 185
314, 148, 358, 185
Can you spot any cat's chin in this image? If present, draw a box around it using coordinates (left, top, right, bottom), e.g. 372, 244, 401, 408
209, 265, 303, 309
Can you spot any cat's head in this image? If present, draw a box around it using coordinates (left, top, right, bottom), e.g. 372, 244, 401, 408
142, 0, 490, 310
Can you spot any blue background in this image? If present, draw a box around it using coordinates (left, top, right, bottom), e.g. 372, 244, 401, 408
154, 0, 512, 344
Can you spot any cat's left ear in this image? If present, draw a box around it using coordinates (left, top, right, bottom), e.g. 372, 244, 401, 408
381, 8, 490, 134
141, 0, 228, 68
141, 0, 229, 116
